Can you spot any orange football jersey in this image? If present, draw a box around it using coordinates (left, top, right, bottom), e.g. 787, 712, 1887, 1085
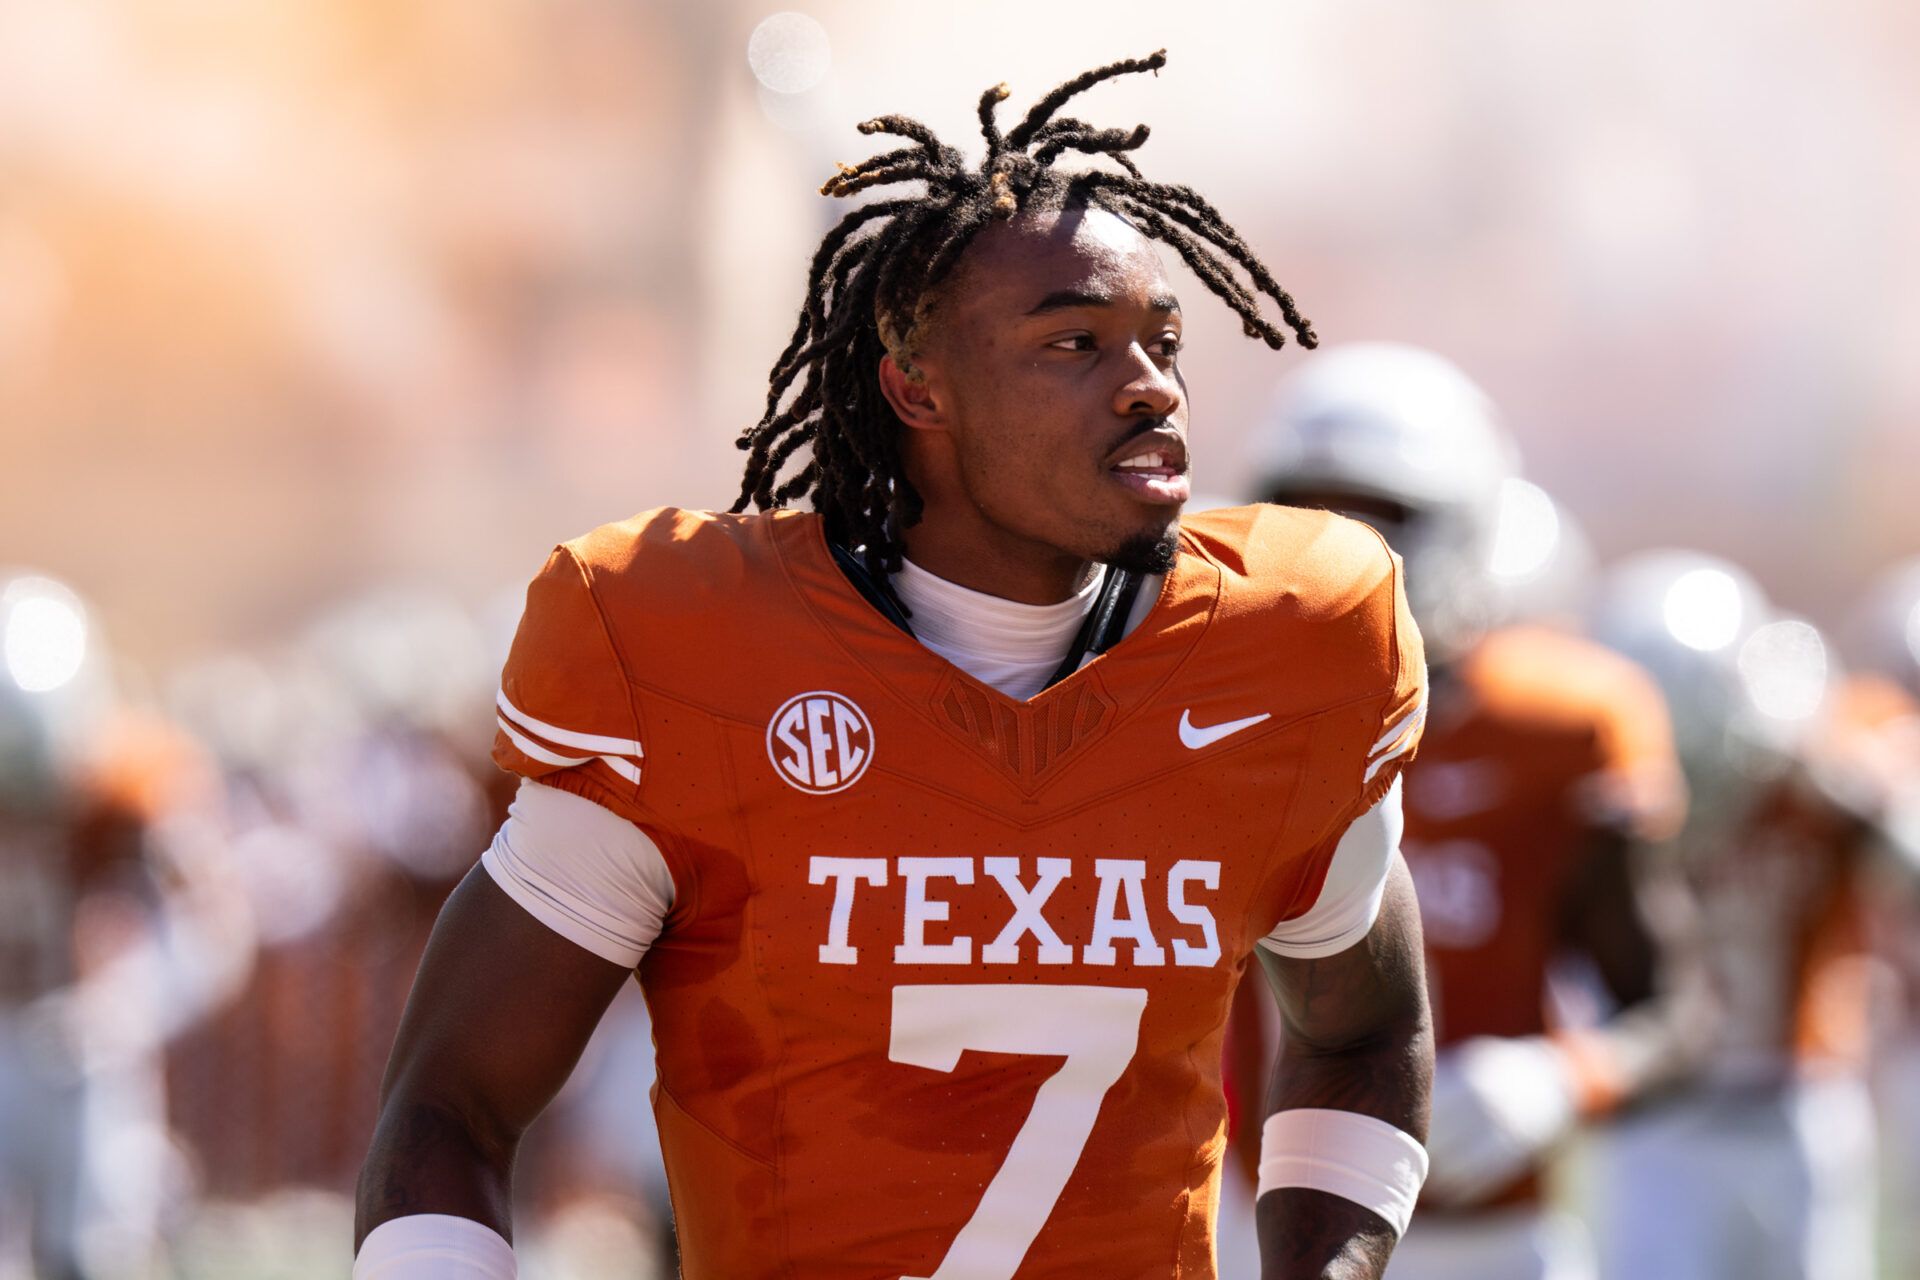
490, 504, 1425, 1280
1401, 625, 1683, 1050
1228, 625, 1683, 1211
1823, 676, 1920, 1027
1692, 675, 1916, 1079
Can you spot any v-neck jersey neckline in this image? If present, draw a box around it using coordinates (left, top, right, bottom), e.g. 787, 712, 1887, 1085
765, 510, 1221, 719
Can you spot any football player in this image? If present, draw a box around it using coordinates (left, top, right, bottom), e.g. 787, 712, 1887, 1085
1586, 554, 1883, 1280
1839, 558, 1920, 1278
1229, 345, 1701, 1280
1, 573, 250, 1279
356, 54, 1437, 1280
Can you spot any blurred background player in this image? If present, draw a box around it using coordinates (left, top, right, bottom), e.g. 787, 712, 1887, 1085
159, 587, 676, 1277
0, 573, 254, 1279
1585, 552, 1912, 1280
1223, 344, 1704, 1280
1839, 558, 1920, 1279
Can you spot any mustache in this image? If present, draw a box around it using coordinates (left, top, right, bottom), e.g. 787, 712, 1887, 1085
1105, 416, 1176, 458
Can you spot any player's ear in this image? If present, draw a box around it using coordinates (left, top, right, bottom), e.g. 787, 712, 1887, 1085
877, 353, 948, 433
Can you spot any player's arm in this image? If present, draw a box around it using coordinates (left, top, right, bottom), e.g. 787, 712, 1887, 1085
1419, 821, 1707, 1207
354, 775, 673, 1277
1254, 855, 1431, 1280
1555, 661, 1708, 1096
1556, 822, 1712, 1084
1423, 655, 1707, 1208
354, 865, 632, 1254
357, 539, 670, 1273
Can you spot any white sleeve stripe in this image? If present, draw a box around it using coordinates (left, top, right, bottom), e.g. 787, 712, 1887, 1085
497, 716, 591, 764
1370, 699, 1427, 755
496, 717, 643, 785
497, 689, 645, 759
1363, 732, 1419, 784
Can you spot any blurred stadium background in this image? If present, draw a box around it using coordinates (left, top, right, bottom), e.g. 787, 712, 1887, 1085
2, 1, 1918, 1277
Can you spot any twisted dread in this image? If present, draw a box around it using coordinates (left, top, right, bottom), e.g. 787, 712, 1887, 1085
732, 50, 1316, 579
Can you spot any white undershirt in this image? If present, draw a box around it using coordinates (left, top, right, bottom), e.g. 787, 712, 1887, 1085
482, 558, 1398, 968
893, 557, 1108, 701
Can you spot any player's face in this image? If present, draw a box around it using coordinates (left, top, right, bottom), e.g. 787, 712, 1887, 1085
913, 205, 1189, 575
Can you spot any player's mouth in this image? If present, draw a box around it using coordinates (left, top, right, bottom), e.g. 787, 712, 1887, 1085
1105, 429, 1190, 506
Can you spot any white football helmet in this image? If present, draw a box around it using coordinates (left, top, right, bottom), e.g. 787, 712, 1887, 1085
1484, 478, 1597, 629
1588, 551, 1831, 838
1248, 343, 1519, 660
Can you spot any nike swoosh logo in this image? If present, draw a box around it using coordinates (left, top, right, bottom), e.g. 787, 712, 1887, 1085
1179, 709, 1272, 750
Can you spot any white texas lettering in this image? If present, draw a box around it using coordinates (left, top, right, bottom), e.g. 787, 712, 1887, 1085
980, 857, 1074, 964
894, 857, 974, 964
809, 856, 887, 964
1084, 859, 1167, 967
805, 856, 1225, 969
1167, 860, 1222, 967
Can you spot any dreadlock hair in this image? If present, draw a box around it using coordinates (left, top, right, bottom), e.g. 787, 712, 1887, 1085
732, 49, 1317, 581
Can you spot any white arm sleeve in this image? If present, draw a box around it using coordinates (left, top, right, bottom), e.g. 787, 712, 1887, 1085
480, 779, 675, 968
1257, 777, 1403, 960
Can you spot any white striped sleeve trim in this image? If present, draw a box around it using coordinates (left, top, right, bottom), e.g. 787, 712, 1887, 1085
1363, 698, 1426, 784
497, 690, 645, 758
496, 689, 643, 784
495, 717, 642, 785
1371, 698, 1426, 755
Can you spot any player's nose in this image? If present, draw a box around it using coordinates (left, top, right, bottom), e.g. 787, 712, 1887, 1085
1112, 343, 1181, 420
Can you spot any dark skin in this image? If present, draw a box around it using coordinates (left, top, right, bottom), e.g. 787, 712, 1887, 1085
878, 203, 1192, 604
358, 208, 1434, 1279
1550, 824, 1715, 1098
1257, 857, 1433, 1280
354, 868, 630, 1247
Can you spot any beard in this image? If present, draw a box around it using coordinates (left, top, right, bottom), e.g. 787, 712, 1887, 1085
1104, 521, 1181, 575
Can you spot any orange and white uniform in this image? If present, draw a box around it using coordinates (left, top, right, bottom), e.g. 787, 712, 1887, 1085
1405, 626, 1681, 1070
1832, 677, 1920, 1278
483, 503, 1424, 1280
1590, 679, 1903, 1280
1219, 625, 1680, 1280
1398, 629, 1679, 1280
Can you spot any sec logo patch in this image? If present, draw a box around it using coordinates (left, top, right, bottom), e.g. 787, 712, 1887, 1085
766, 691, 874, 795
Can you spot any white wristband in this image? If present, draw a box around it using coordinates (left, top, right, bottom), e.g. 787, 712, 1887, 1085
1255, 1108, 1429, 1238
353, 1214, 517, 1279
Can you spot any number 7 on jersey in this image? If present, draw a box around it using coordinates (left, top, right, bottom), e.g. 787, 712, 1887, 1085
888, 984, 1150, 1280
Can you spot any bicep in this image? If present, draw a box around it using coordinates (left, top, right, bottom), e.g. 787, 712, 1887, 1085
376, 865, 634, 1144
1258, 856, 1429, 1061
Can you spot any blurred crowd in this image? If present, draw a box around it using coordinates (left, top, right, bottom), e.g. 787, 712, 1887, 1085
5, 2, 1920, 1278
0, 575, 677, 1277
6, 346, 1920, 1278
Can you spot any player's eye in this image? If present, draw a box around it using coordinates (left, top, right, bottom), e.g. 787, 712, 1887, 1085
1150, 334, 1183, 359
1047, 333, 1098, 353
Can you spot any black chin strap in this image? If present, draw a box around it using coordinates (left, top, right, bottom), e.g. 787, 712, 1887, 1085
829, 543, 915, 635
829, 544, 1144, 693
1041, 567, 1143, 689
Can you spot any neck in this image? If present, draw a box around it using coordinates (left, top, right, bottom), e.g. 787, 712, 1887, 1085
900, 509, 1098, 606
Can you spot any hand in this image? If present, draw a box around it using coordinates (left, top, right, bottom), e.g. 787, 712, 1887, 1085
1421, 1035, 1574, 1206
